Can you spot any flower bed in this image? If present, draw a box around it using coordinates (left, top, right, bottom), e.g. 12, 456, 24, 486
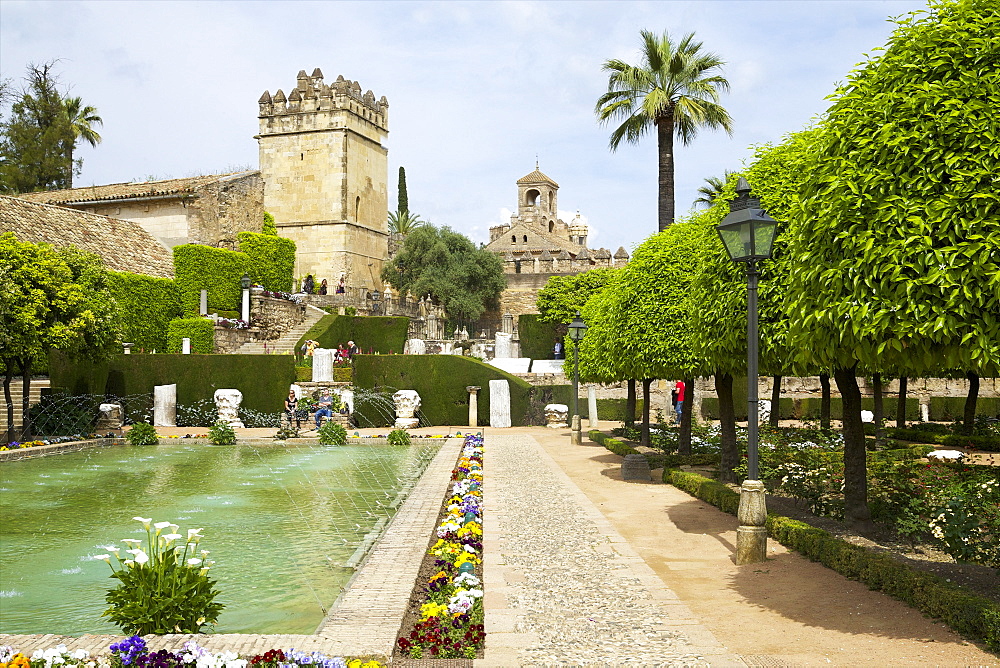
0, 639, 384, 668
395, 434, 485, 660
1, 434, 102, 451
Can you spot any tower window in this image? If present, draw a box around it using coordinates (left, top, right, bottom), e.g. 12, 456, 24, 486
355, 196, 361, 221
548, 221, 554, 233
525, 189, 540, 207
523, 235, 528, 243
511, 235, 516, 244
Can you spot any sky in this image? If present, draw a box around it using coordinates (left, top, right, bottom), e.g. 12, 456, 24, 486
1, 0, 930, 251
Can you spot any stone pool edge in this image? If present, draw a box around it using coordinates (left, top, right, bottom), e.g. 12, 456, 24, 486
0, 438, 465, 661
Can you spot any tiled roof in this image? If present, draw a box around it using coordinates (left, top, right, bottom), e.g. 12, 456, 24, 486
16, 171, 258, 206
516, 169, 559, 187
485, 222, 583, 255
1, 196, 174, 277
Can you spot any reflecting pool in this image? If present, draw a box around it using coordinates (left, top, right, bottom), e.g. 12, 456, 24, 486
0, 440, 440, 635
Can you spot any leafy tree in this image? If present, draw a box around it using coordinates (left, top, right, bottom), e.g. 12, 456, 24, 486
536, 268, 619, 325
596, 30, 733, 232
785, 0, 1000, 529
381, 225, 506, 321
1, 233, 120, 441
63, 96, 103, 188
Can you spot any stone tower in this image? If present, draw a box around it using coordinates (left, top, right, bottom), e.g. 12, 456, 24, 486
515, 164, 559, 233
257, 68, 389, 287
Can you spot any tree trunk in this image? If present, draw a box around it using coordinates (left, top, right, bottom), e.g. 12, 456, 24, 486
20, 358, 32, 441
640, 378, 652, 448
872, 372, 885, 446
625, 379, 636, 428
3, 364, 15, 443
656, 116, 675, 232
834, 367, 874, 533
678, 376, 694, 455
715, 372, 739, 483
896, 376, 908, 429
819, 373, 831, 430
963, 372, 980, 435
769, 375, 782, 427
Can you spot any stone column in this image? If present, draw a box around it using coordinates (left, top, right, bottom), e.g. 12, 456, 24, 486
182, 338, 191, 355
467, 386, 481, 427
501, 313, 514, 335
199, 290, 208, 316
588, 386, 598, 429
489, 380, 511, 428
241, 288, 250, 322
736, 480, 768, 564
570, 414, 581, 445
153, 384, 176, 427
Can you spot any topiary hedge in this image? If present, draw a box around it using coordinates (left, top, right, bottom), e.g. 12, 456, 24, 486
166, 318, 215, 354
106, 271, 183, 352
930, 396, 1000, 421
588, 429, 640, 457
518, 314, 562, 361
297, 314, 410, 355
353, 354, 533, 426
237, 231, 295, 293
701, 395, 922, 421
173, 244, 250, 316
663, 467, 1000, 650
887, 427, 1000, 453
595, 397, 644, 422
47, 351, 110, 397
48, 354, 296, 424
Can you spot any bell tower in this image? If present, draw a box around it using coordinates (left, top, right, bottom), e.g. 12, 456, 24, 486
516, 163, 559, 231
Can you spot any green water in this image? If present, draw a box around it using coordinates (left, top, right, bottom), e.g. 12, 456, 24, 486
0, 440, 439, 635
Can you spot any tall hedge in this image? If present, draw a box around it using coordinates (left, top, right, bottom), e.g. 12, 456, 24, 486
106, 271, 182, 352
51, 353, 296, 422
173, 244, 249, 316
518, 314, 561, 360
166, 318, 215, 354
237, 231, 295, 293
297, 315, 410, 355
353, 355, 534, 426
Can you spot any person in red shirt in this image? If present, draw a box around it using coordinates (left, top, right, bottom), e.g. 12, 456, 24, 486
674, 380, 686, 421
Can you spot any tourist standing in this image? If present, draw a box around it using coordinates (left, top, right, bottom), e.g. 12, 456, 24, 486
674, 380, 686, 421
347, 340, 360, 359
284, 390, 301, 429
319, 279, 328, 295
553, 340, 564, 360
336, 275, 346, 294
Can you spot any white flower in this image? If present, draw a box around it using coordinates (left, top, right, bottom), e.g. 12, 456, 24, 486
123, 559, 135, 567
133, 517, 152, 528
188, 528, 204, 541
93, 554, 111, 562
121, 538, 142, 546
133, 550, 149, 565
154, 521, 172, 530
187, 558, 203, 566
72, 650, 89, 660
161, 533, 183, 542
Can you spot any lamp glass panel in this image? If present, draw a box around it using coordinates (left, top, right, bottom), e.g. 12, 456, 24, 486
754, 220, 778, 258
719, 225, 752, 261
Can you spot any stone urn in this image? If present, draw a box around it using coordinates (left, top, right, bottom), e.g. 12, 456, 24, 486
544, 403, 569, 429
214, 388, 245, 428
393, 389, 421, 429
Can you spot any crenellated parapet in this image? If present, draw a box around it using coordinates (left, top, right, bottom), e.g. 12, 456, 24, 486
497, 246, 627, 275
257, 68, 389, 136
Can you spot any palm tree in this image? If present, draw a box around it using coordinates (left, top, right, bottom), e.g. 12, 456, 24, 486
693, 170, 737, 208
387, 209, 425, 236
597, 30, 733, 232
63, 96, 103, 188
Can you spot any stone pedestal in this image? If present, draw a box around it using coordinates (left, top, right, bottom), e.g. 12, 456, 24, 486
588, 387, 598, 429
241, 288, 250, 323
467, 386, 481, 427
405, 338, 426, 355
182, 337, 191, 355
393, 389, 421, 429
494, 332, 512, 359
312, 348, 335, 382
736, 480, 768, 565
96, 403, 124, 433
214, 388, 245, 428
489, 380, 511, 428
199, 290, 208, 316
570, 414, 581, 444
544, 403, 568, 428
622, 453, 652, 481
153, 384, 176, 427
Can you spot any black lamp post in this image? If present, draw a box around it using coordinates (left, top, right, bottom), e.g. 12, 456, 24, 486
240, 274, 252, 290
567, 312, 588, 441
716, 176, 779, 564
240, 273, 252, 323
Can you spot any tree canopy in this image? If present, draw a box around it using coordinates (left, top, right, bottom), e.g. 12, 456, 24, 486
536, 268, 620, 325
381, 225, 506, 321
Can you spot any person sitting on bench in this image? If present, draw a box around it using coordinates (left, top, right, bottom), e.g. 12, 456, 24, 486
314, 391, 334, 429
284, 390, 301, 429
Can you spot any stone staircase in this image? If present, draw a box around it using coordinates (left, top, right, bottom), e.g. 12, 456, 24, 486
233, 304, 328, 355
1, 378, 49, 432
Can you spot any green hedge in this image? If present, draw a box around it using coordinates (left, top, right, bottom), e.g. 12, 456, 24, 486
166, 318, 215, 354
173, 244, 250, 316
701, 395, 922, 421
663, 468, 1000, 650
588, 429, 641, 457
297, 314, 410, 355
106, 271, 182, 352
930, 396, 1000, 421
518, 314, 562, 361
237, 231, 295, 292
47, 351, 110, 396
887, 427, 1000, 453
295, 365, 352, 383
595, 397, 644, 422
353, 355, 533, 427
49, 354, 295, 424
532, 385, 588, 418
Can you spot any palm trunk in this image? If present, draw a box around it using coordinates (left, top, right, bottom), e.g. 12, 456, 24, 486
625, 379, 636, 428
819, 373, 831, 430
678, 376, 694, 455
656, 116, 675, 232
896, 376, 908, 429
963, 372, 979, 435
715, 372, 738, 483
873, 372, 885, 446
834, 367, 873, 532
769, 375, 782, 427
3, 363, 15, 443
640, 378, 652, 448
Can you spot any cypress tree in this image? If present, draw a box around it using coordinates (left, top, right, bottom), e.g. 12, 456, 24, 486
397, 166, 408, 214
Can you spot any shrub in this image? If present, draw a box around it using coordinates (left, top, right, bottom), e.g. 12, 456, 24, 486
297, 314, 410, 355
318, 420, 347, 446
173, 244, 249, 316
166, 318, 215, 354
237, 231, 295, 292
388, 429, 412, 446
208, 421, 237, 445
126, 422, 158, 446
107, 271, 183, 351
517, 314, 562, 361
29, 394, 98, 437
100, 517, 223, 635
262, 211, 277, 235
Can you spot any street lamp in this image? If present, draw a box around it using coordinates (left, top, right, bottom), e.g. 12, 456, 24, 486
240, 273, 252, 322
240, 273, 252, 291
567, 312, 588, 444
717, 176, 779, 565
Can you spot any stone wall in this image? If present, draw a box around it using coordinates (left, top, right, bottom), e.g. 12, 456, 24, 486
251, 293, 306, 339
189, 173, 265, 247
213, 326, 265, 353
